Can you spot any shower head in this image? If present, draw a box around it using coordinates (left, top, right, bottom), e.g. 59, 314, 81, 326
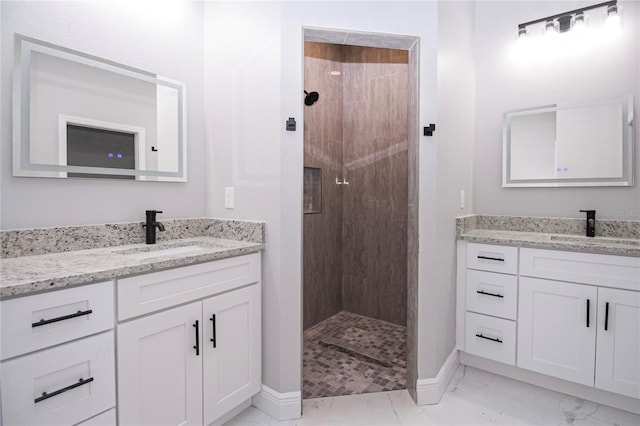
304, 90, 319, 106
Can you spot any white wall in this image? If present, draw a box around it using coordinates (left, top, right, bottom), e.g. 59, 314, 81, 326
473, 0, 640, 220
204, 0, 288, 392
429, 0, 476, 379
0, 1, 206, 228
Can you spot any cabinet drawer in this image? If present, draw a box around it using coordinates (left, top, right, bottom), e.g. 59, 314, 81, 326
465, 312, 516, 365
467, 243, 518, 275
520, 248, 640, 291
466, 270, 518, 320
118, 253, 260, 320
1, 281, 114, 360
1, 331, 116, 426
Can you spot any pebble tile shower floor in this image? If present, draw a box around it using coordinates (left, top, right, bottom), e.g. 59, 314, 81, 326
303, 311, 406, 399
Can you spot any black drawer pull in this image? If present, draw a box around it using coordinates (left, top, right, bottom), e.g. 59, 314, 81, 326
477, 255, 504, 262
34, 377, 94, 403
476, 290, 504, 298
210, 314, 217, 348
32, 309, 93, 328
475, 333, 502, 343
586, 299, 590, 328
604, 302, 609, 331
193, 320, 200, 356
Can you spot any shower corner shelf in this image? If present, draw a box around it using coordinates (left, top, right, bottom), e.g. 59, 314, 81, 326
304, 166, 322, 214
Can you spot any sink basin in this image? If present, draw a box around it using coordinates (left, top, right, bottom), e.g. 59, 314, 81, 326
121, 245, 206, 260
113, 238, 238, 260
549, 235, 640, 246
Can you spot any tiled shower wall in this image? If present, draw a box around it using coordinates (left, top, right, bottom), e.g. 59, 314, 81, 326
303, 42, 345, 329
303, 42, 408, 329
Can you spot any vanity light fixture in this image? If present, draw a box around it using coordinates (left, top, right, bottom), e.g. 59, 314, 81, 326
517, 0, 617, 37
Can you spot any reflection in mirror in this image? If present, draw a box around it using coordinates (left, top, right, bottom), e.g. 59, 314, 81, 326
13, 34, 187, 181
503, 96, 633, 187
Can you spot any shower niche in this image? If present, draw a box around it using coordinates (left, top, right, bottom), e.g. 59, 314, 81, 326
303, 167, 322, 214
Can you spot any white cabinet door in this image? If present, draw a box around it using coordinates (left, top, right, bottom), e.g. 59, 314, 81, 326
117, 303, 203, 426
595, 288, 640, 399
202, 284, 261, 425
518, 277, 597, 386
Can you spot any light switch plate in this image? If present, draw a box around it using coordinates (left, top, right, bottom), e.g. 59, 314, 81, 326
225, 187, 234, 209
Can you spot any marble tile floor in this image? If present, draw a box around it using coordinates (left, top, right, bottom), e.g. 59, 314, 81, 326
225, 365, 640, 426
302, 311, 407, 399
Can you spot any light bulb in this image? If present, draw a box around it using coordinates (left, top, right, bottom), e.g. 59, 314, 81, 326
605, 4, 621, 29
604, 4, 621, 38
544, 20, 558, 37
515, 27, 531, 51
572, 12, 587, 33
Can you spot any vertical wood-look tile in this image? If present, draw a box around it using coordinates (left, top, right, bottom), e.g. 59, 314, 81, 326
341, 46, 409, 326
303, 43, 344, 330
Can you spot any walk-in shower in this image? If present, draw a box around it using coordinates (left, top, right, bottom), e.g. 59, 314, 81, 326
302, 39, 410, 399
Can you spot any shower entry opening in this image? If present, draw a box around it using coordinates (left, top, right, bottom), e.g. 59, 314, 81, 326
301, 28, 419, 401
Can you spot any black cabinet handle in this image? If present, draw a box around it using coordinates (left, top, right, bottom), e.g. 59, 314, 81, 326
477, 255, 504, 262
586, 299, 590, 328
32, 309, 93, 328
34, 377, 94, 403
475, 333, 502, 343
193, 320, 200, 356
605, 302, 609, 331
476, 290, 504, 298
210, 314, 217, 348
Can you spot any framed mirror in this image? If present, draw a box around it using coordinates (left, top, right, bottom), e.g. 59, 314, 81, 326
13, 34, 187, 181
503, 96, 634, 187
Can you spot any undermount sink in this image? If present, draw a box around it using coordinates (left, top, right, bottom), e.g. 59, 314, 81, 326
121, 245, 206, 260
549, 235, 640, 246
113, 239, 236, 260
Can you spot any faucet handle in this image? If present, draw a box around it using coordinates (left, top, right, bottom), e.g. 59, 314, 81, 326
579, 209, 596, 217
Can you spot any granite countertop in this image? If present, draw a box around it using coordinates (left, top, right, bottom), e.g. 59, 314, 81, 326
459, 229, 640, 257
0, 237, 264, 299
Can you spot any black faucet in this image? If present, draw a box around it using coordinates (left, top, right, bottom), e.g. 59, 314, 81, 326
579, 209, 596, 237
143, 210, 165, 244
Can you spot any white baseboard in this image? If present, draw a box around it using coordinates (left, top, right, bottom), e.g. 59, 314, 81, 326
252, 384, 302, 421
416, 348, 459, 405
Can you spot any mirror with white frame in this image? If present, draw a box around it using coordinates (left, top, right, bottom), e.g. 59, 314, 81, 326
13, 34, 187, 181
503, 96, 634, 187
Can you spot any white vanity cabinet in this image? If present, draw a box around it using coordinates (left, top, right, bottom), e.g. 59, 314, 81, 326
0, 281, 116, 426
116, 253, 262, 426
518, 248, 640, 399
458, 242, 640, 405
